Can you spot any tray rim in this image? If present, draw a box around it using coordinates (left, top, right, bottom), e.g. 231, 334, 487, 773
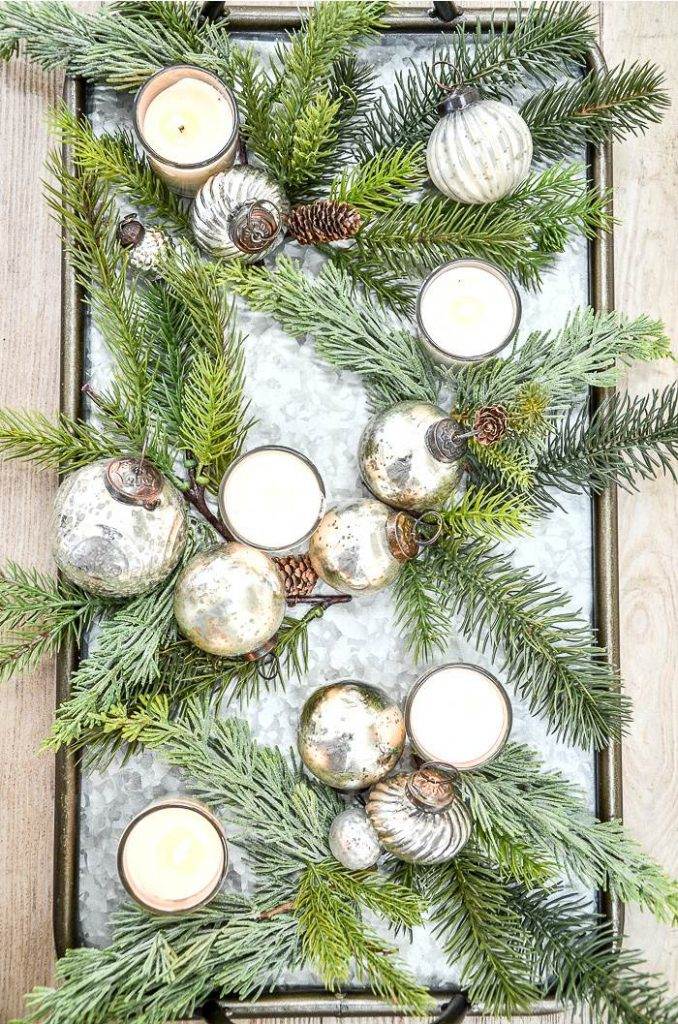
53, 4, 623, 1018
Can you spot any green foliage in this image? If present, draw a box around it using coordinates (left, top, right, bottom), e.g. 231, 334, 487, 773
0, 0, 236, 91
51, 105, 190, 233
321, 246, 417, 318
392, 559, 455, 665
0, 564, 109, 684
355, 2, 596, 158
218, 256, 441, 410
401, 538, 630, 749
523, 61, 670, 162
534, 383, 678, 497
463, 743, 678, 923
0, 408, 122, 473
329, 144, 427, 217
440, 484, 537, 541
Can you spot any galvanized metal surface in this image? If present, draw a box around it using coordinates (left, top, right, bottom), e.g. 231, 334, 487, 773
53, 5, 623, 1020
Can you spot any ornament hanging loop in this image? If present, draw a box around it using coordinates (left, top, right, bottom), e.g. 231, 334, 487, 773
230, 199, 284, 255
429, 62, 481, 115
414, 510, 443, 548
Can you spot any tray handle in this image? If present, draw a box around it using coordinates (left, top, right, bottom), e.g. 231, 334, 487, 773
429, 1, 464, 22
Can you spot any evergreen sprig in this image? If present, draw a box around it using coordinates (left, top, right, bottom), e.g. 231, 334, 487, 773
322, 245, 417, 319
463, 742, 678, 922
439, 484, 537, 541
0, 408, 123, 473
534, 383, 678, 496
329, 144, 427, 217
523, 61, 670, 163
216, 255, 441, 409
401, 538, 630, 749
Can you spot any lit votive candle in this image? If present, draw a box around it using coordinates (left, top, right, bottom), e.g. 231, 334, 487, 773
405, 663, 512, 770
134, 65, 239, 196
416, 259, 521, 365
218, 446, 326, 554
118, 799, 228, 913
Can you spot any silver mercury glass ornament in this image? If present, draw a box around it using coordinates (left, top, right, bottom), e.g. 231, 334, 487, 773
52, 458, 188, 598
328, 806, 382, 870
308, 498, 441, 596
366, 762, 472, 864
359, 400, 467, 512
173, 543, 286, 658
191, 165, 289, 262
298, 681, 406, 791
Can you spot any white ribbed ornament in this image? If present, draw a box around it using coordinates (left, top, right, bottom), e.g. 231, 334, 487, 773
191, 165, 289, 261
426, 88, 533, 205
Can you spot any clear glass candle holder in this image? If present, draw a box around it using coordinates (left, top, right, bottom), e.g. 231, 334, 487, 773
134, 64, 239, 196
416, 258, 521, 366
117, 797, 228, 914
405, 662, 513, 770
218, 446, 326, 555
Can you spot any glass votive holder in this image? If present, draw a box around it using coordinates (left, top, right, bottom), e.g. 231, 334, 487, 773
416, 258, 521, 366
134, 64, 239, 196
218, 446, 326, 555
117, 797, 228, 914
404, 662, 513, 770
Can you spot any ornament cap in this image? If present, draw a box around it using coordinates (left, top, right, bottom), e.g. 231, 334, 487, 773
105, 458, 164, 511
438, 85, 481, 117
117, 214, 145, 250
229, 199, 283, 255
425, 417, 468, 463
406, 762, 459, 813
385, 511, 419, 563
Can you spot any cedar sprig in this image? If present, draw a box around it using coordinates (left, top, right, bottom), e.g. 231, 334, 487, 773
400, 538, 630, 749
533, 383, 678, 497
322, 245, 417, 319
50, 104, 190, 234
523, 60, 670, 163
0, 564, 111, 684
463, 742, 678, 923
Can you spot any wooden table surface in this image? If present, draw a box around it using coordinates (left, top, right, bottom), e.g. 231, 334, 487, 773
0, 3, 675, 1022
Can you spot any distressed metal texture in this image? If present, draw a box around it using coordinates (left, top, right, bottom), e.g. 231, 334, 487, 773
54, 6, 622, 1021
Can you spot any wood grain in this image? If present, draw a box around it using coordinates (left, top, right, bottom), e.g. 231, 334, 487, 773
0, 3, 675, 1023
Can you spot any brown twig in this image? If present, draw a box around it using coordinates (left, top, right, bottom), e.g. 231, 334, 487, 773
286, 593, 352, 608
257, 899, 296, 920
185, 469, 234, 541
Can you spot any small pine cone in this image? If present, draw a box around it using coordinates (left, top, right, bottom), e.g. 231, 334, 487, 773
474, 405, 509, 446
275, 554, 318, 598
287, 200, 362, 245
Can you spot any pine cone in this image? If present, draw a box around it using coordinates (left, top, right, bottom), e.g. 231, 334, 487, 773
287, 200, 362, 245
474, 405, 509, 446
275, 554, 318, 598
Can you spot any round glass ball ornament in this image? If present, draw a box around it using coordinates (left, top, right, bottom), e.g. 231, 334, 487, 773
359, 400, 467, 511
173, 543, 286, 657
366, 763, 472, 864
308, 499, 440, 596
298, 681, 406, 790
426, 88, 533, 205
52, 458, 188, 598
191, 165, 289, 261
328, 806, 382, 870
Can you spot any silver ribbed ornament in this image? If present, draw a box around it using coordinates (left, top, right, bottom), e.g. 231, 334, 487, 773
359, 401, 467, 512
52, 458, 188, 598
426, 88, 532, 205
328, 806, 382, 870
191, 166, 289, 261
366, 763, 472, 864
308, 499, 440, 596
173, 543, 286, 657
298, 681, 406, 791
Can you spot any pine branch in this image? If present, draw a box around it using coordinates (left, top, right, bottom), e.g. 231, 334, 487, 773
440, 485, 537, 541
511, 887, 678, 1024
0, 0, 237, 91
523, 61, 670, 163
51, 105, 190, 234
406, 538, 630, 749
0, 407, 120, 472
453, 308, 672, 416
392, 559, 456, 665
355, 2, 596, 158
217, 256, 441, 410
321, 246, 417, 319
462, 742, 678, 923
533, 384, 678, 496
0, 564, 109, 684
329, 145, 427, 217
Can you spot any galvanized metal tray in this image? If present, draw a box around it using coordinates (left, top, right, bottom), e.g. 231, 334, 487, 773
54, 4, 623, 1019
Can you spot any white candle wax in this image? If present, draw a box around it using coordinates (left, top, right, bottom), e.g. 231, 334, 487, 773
135, 67, 239, 194
406, 664, 511, 769
120, 804, 226, 912
219, 448, 325, 553
418, 261, 519, 362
